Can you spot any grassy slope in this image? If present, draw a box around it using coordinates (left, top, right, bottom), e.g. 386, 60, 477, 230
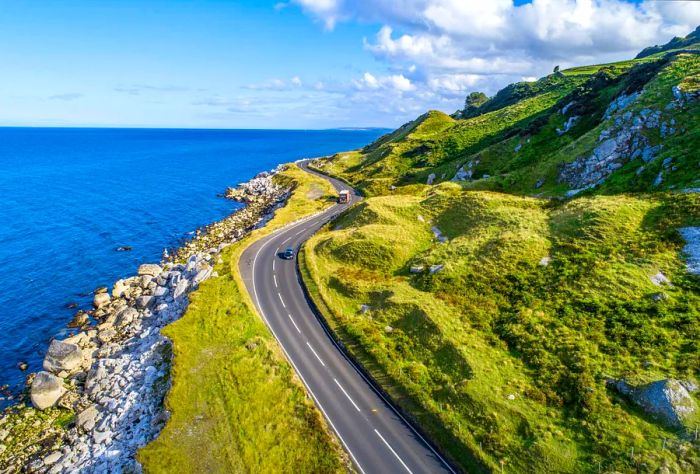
312, 53, 700, 199
138, 165, 347, 473
304, 188, 700, 473
303, 43, 700, 473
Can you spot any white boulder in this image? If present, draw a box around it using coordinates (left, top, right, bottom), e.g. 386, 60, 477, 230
31, 372, 66, 410
43, 340, 83, 374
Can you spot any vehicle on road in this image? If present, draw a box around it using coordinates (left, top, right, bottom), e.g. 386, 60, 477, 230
281, 247, 295, 259
338, 189, 350, 203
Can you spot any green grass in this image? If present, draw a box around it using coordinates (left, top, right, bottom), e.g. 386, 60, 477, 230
302, 188, 700, 473
138, 164, 347, 473
313, 53, 700, 200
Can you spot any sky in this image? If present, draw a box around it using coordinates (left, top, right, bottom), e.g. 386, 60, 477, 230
0, 0, 699, 129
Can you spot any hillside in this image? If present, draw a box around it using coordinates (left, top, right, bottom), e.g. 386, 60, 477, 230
305, 30, 700, 472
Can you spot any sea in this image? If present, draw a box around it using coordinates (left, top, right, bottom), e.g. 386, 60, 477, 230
0, 127, 386, 402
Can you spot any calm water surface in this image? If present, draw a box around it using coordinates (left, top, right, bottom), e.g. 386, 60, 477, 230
0, 127, 385, 398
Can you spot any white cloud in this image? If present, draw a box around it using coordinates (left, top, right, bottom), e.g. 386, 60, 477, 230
353, 72, 415, 92
289, 0, 700, 122
244, 76, 306, 91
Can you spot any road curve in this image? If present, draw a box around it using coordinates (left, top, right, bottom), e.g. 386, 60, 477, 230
239, 161, 455, 474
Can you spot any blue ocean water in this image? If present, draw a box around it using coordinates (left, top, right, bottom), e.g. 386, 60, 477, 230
0, 127, 385, 398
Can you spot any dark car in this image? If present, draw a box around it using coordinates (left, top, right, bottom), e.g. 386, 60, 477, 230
282, 247, 295, 259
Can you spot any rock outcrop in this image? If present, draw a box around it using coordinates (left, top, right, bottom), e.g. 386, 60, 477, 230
609, 378, 699, 429
679, 227, 700, 276
559, 85, 696, 195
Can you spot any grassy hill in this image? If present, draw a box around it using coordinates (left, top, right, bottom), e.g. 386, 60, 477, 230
304, 30, 700, 473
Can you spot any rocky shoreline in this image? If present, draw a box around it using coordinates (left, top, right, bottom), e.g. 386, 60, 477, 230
0, 168, 291, 473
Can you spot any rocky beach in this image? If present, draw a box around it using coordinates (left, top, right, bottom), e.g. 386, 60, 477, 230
0, 168, 291, 473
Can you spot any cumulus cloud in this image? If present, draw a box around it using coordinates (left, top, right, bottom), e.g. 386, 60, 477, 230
287, 0, 700, 122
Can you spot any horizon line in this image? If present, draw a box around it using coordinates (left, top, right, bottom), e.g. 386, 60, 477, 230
0, 124, 393, 132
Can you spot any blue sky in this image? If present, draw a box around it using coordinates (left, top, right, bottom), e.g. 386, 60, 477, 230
0, 0, 698, 129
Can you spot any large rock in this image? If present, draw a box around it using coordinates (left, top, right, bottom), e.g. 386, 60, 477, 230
136, 295, 154, 309
114, 307, 138, 328
173, 278, 189, 299
611, 379, 698, 428
76, 405, 99, 431
112, 279, 128, 298
93, 292, 110, 308
137, 264, 162, 277
31, 371, 66, 410
43, 340, 83, 373
192, 267, 212, 287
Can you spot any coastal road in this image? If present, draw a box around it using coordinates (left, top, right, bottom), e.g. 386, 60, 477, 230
240, 162, 455, 474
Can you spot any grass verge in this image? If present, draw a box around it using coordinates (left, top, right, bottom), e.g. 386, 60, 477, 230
138, 164, 348, 473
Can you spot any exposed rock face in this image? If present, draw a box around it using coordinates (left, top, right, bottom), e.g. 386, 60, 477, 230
429, 264, 445, 274
558, 85, 695, 194
610, 379, 698, 429
556, 115, 579, 135
452, 159, 478, 182
30, 372, 66, 410
43, 340, 83, 374
679, 227, 700, 276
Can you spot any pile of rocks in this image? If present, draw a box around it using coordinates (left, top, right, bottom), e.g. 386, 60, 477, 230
15, 257, 213, 473
0, 168, 292, 472
171, 169, 288, 262
225, 170, 280, 204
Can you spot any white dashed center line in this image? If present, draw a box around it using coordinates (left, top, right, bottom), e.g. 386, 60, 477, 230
288, 314, 301, 333
278, 293, 286, 308
273, 274, 278, 288
306, 342, 325, 367
374, 429, 413, 474
334, 378, 361, 412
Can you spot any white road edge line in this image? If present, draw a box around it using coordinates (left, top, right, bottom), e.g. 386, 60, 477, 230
278, 292, 286, 308
288, 314, 301, 333
374, 429, 413, 474
334, 378, 361, 412
306, 341, 326, 367
250, 219, 367, 474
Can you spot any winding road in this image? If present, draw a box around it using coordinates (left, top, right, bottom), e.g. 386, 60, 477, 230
239, 162, 455, 474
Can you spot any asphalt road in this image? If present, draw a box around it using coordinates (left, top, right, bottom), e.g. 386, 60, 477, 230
239, 162, 455, 474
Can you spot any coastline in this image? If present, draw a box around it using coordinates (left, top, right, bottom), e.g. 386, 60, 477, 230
0, 168, 291, 472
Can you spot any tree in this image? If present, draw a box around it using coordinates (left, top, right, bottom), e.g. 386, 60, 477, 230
465, 91, 488, 110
